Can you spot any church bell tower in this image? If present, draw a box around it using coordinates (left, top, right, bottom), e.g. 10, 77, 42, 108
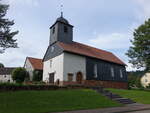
49, 13, 74, 45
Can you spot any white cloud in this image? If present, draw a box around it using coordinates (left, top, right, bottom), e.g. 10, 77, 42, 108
0, 26, 48, 67
89, 33, 132, 50
133, 0, 150, 20
126, 62, 137, 71
0, 37, 46, 67
87, 32, 143, 71
4, 0, 39, 7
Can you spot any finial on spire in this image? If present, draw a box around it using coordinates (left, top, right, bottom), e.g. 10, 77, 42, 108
60, 4, 63, 17
61, 11, 63, 17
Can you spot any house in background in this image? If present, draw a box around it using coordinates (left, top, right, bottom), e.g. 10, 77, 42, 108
141, 72, 150, 87
24, 57, 43, 81
42, 14, 128, 89
0, 67, 16, 83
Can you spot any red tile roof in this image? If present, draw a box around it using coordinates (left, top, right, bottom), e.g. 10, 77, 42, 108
27, 57, 43, 70
58, 42, 126, 65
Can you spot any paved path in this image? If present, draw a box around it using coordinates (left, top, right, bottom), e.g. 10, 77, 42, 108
53, 104, 150, 113
128, 110, 150, 113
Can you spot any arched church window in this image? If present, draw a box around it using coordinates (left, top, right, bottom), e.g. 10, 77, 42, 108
64, 26, 68, 33
120, 69, 123, 78
111, 67, 114, 77
94, 64, 98, 78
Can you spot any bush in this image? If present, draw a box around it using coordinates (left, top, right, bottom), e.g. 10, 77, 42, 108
146, 84, 150, 89
0, 83, 62, 91
33, 70, 43, 81
128, 71, 145, 89
0, 63, 4, 68
12, 67, 29, 83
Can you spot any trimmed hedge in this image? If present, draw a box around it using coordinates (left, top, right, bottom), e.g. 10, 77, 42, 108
0, 83, 89, 91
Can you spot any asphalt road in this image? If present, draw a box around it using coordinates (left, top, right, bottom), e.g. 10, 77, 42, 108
128, 110, 150, 113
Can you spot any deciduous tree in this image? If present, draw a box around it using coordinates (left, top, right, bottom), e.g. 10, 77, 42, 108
126, 19, 150, 70
0, 2, 18, 53
12, 68, 29, 83
0, 62, 4, 68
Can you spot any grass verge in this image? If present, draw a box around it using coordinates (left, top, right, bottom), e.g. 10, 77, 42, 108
0, 89, 121, 113
108, 88, 150, 104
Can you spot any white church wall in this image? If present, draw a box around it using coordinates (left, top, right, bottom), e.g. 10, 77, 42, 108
63, 52, 86, 81
24, 59, 34, 81
43, 53, 64, 83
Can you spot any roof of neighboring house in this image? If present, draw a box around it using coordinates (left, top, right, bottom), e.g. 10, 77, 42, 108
27, 57, 43, 70
0, 68, 16, 75
57, 41, 126, 66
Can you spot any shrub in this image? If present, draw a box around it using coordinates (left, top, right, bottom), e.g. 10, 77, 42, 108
146, 84, 150, 89
128, 71, 145, 89
0, 63, 4, 68
12, 67, 29, 83
33, 70, 43, 81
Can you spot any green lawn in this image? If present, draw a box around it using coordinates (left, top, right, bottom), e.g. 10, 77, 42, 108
108, 88, 150, 104
0, 89, 121, 113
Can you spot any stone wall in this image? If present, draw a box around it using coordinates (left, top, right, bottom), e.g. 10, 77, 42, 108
59, 80, 128, 89
84, 80, 128, 89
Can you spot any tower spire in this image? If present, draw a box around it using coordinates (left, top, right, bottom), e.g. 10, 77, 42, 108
60, 4, 63, 17
61, 11, 63, 17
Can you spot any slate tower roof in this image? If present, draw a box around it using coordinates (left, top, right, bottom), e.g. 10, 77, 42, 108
49, 15, 73, 45
56, 17, 69, 24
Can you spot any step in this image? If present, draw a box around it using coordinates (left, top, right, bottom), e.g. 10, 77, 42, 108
105, 94, 122, 99
92, 88, 137, 105
101, 90, 111, 95
114, 98, 136, 104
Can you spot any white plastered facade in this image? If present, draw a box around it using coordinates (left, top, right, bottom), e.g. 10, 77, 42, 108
24, 59, 34, 80
43, 52, 86, 84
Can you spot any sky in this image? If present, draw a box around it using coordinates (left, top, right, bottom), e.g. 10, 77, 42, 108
0, 0, 150, 71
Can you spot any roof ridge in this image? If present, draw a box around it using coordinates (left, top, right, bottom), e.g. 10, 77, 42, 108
27, 57, 42, 60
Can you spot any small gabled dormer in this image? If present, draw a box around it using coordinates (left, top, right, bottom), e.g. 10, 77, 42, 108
49, 13, 74, 45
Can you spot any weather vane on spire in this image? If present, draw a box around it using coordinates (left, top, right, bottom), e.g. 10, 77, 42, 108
60, 0, 63, 17
61, 4, 63, 17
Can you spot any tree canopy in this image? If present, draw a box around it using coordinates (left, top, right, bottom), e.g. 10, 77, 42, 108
126, 18, 150, 71
12, 67, 29, 83
0, 2, 18, 53
0, 62, 4, 68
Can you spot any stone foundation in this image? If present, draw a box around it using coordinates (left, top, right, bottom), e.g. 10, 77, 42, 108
61, 81, 78, 86
84, 80, 128, 89
59, 80, 128, 89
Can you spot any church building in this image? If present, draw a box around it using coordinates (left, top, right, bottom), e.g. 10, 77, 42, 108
43, 14, 127, 89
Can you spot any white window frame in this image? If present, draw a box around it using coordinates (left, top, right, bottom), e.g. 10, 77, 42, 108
111, 67, 114, 77
94, 64, 98, 78
120, 69, 123, 78
50, 60, 52, 68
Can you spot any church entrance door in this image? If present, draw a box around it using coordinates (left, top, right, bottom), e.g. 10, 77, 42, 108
76, 72, 83, 84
